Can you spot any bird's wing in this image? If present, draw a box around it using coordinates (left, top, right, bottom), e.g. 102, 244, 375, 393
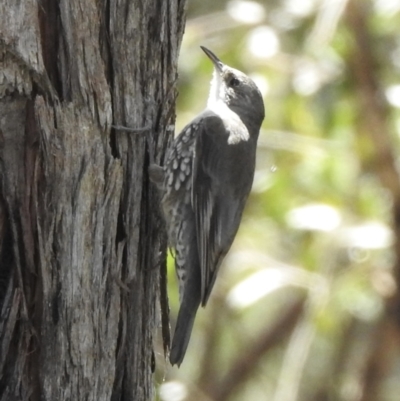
192, 116, 244, 306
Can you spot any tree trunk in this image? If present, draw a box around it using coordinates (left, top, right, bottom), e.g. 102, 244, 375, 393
0, 0, 186, 400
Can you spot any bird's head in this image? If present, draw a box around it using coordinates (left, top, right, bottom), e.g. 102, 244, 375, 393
201, 46, 265, 128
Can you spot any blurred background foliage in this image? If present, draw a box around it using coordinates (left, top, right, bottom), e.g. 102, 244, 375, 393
156, 1, 400, 400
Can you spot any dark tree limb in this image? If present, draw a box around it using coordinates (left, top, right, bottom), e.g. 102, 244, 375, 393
0, 0, 187, 399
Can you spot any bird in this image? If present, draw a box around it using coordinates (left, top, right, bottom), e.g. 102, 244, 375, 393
149, 46, 265, 366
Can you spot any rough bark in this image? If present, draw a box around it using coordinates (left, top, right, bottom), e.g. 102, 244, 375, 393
0, 0, 186, 400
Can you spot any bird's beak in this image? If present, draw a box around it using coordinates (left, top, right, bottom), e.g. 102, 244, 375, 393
201, 46, 224, 73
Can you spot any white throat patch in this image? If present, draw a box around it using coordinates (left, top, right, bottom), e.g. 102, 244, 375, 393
207, 70, 249, 144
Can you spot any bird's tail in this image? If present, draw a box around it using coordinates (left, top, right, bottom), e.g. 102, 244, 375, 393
170, 292, 201, 366
169, 207, 201, 366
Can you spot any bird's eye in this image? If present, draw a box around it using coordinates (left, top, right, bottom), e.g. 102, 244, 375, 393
228, 76, 240, 87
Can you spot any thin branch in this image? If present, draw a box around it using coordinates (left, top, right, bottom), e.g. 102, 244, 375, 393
346, 0, 400, 202
205, 294, 306, 401
111, 124, 152, 133
345, 1, 400, 399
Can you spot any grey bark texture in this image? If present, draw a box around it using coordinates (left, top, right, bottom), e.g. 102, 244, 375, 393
0, 0, 186, 400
